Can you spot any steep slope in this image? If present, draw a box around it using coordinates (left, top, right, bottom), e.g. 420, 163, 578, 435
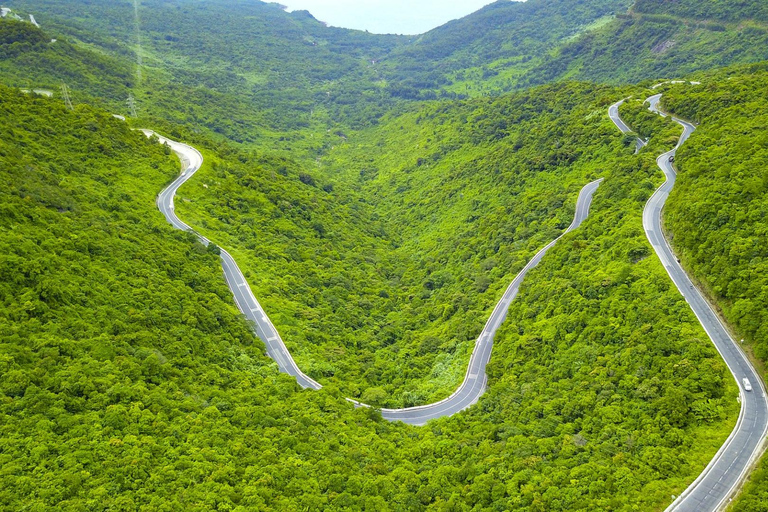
633, 0, 768, 22
523, 0, 768, 88
7, 0, 768, 130
166, 79, 738, 509
0, 37, 744, 512
612, 73, 768, 510
656, 68, 768, 511
176, 82, 623, 405
0, 18, 133, 110
0, 0, 763, 508
5, 0, 406, 131
380, 0, 632, 99
660, 65, 768, 369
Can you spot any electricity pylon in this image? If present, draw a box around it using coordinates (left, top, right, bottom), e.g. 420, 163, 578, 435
127, 94, 138, 118
61, 84, 73, 111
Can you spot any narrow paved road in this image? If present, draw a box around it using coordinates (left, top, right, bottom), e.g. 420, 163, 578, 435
146, 129, 322, 390
608, 99, 647, 153
147, 130, 602, 424
609, 95, 768, 512
377, 178, 603, 424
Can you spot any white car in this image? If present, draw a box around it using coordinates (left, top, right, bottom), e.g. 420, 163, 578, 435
743, 378, 753, 392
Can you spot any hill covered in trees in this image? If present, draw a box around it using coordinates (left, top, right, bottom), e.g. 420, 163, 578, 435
0, 77, 742, 509
659, 68, 768, 510
523, 2, 768, 89
178, 81, 633, 405
8, 0, 768, 135
2, 0, 768, 509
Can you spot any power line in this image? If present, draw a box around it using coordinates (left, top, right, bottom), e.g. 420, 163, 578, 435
133, 0, 143, 84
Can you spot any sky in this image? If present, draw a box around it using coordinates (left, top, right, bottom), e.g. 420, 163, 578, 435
279, 0, 509, 35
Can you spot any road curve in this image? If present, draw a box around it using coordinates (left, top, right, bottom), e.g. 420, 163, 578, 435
377, 178, 603, 424
146, 130, 602, 424
608, 100, 647, 153
609, 96, 768, 512
145, 129, 322, 390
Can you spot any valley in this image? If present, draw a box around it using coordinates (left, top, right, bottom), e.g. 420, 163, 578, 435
1, 0, 768, 510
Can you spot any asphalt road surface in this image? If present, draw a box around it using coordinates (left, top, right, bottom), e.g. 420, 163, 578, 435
146, 129, 322, 390
377, 178, 603, 424
609, 96, 768, 512
147, 130, 603, 425
608, 99, 647, 153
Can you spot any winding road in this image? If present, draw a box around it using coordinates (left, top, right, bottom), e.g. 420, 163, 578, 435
145, 130, 602, 425
376, 178, 602, 424
146, 130, 323, 390
608, 99, 647, 153
609, 95, 768, 512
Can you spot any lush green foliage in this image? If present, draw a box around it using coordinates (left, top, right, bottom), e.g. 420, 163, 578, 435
1, 0, 766, 508
8, 0, 768, 143
634, 0, 768, 22
524, 10, 768, 89
7, 0, 406, 132
661, 65, 768, 364
734, 453, 768, 512
0, 18, 133, 109
380, 0, 630, 99
0, 84, 737, 510
177, 82, 635, 405
617, 94, 684, 145
610, 69, 768, 511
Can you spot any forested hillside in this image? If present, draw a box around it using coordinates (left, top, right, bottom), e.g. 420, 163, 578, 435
4, 0, 406, 131
380, 0, 631, 99
523, 0, 768, 88
661, 65, 768, 364
0, 80, 740, 509
655, 67, 768, 511
6, 0, 768, 142
2, 0, 768, 509
633, 0, 768, 22
176, 81, 643, 405
591, 71, 768, 510
0, 18, 132, 110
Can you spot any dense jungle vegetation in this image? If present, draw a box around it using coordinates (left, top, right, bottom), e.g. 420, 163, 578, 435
0, 0, 632, 158
522, 2, 768, 89
0, 81, 738, 510
378, 0, 631, 99
633, 0, 768, 22
0, 18, 132, 110
601, 71, 768, 510
178, 81, 651, 405
5, 0, 627, 110
8, 0, 768, 130
2, 0, 768, 508
660, 65, 768, 364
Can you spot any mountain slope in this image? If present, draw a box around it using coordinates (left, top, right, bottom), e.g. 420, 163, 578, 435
0, 18, 133, 109
1, 0, 766, 509
5, 0, 405, 130
661, 66, 768, 368
0, 81, 738, 511
176, 82, 625, 404
8, 0, 768, 146
380, 0, 632, 98
633, 0, 768, 22
522, 0, 768, 88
